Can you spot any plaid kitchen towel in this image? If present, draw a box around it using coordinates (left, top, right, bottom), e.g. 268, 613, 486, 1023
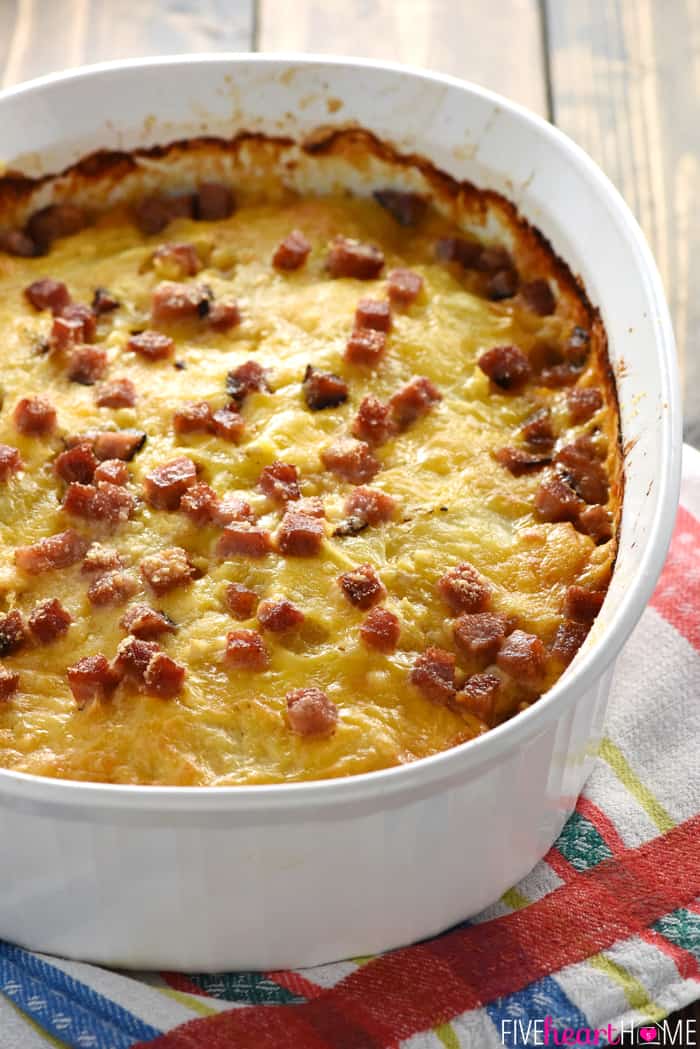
1, 447, 699, 1049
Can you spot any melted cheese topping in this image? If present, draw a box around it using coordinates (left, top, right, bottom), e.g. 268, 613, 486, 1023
0, 194, 618, 785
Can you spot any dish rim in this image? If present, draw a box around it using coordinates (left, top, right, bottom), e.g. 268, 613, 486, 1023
0, 52, 682, 810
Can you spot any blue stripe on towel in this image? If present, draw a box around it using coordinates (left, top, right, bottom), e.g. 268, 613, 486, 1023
0, 940, 161, 1048
486, 974, 596, 1047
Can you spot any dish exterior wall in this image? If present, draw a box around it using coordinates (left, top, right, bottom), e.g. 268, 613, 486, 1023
0, 666, 613, 970
0, 56, 679, 968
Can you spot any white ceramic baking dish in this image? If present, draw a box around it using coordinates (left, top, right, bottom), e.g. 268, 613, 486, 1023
0, 55, 681, 971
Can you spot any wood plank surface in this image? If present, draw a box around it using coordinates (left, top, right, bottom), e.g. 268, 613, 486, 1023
546, 0, 700, 445
259, 0, 548, 115
0, 0, 254, 88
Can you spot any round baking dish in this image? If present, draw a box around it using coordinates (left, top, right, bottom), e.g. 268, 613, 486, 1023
0, 55, 681, 970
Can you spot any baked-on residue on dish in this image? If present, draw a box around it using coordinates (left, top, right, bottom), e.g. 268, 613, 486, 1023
0, 130, 621, 785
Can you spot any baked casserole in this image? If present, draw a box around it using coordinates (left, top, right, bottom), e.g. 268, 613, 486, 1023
0, 131, 621, 785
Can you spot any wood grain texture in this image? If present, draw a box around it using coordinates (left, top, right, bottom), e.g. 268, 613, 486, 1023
259, 0, 548, 115
0, 0, 254, 87
546, 0, 700, 445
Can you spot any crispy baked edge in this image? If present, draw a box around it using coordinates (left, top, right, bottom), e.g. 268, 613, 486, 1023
0, 125, 623, 553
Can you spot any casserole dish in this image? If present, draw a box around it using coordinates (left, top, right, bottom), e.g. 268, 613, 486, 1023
0, 54, 680, 970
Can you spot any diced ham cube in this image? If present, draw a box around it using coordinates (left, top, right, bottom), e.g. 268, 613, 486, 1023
24, 278, 71, 314
520, 407, 555, 448
212, 406, 245, 442
577, 504, 613, 544
435, 236, 483, 268
226, 360, 270, 404
355, 298, 391, 332
0, 667, 19, 700
212, 494, 256, 528
373, 189, 427, 227
87, 570, 138, 607
388, 376, 442, 429
95, 377, 136, 409
438, 562, 491, 615
520, 279, 556, 316
135, 193, 194, 234
63, 482, 134, 524
140, 547, 197, 594
554, 439, 609, 505
539, 362, 583, 388
477, 245, 513, 273
478, 345, 531, 391
27, 204, 86, 251
551, 620, 590, 665
208, 301, 241, 332
351, 395, 395, 446
456, 672, 501, 724
152, 242, 202, 277
453, 612, 511, 660
326, 236, 384, 279
92, 288, 120, 315
387, 268, 423, 306
225, 583, 258, 620
58, 303, 97, 343
93, 459, 129, 486
127, 330, 175, 361
173, 401, 214, 435
217, 524, 273, 559
344, 328, 387, 366
338, 563, 385, 609
342, 486, 395, 528
67, 654, 120, 709
410, 647, 456, 705
565, 326, 591, 366
258, 461, 301, 504
196, 182, 235, 221
143, 651, 186, 699
66, 345, 108, 385
15, 530, 89, 575
81, 544, 125, 575
0, 444, 23, 482
50, 315, 88, 352
302, 366, 349, 410
179, 482, 219, 526
535, 474, 584, 523
144, 456, 197, 510
567, 387, 603, 424
120, 603, 176, 639
273, 230, 311, 270
114, 636, 160, 682
58, 476, 99, 511
13, 396, 56, 436
360, 607, 400, 652
322, 437, 380, 485
563, 586, 605, 624
0, 230, 35, 257
286, 687, 338, 737
92, 430, 146, 461
258, 598, 305, 632
494, 446, 551, 476
28, 598, 72, 643
0, 610, 27, 656
277, 511, 324, 557
496, 629, 546, 681
487, 267, 519, 300
224, 629, 270, 670
151, 281, 211, 325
